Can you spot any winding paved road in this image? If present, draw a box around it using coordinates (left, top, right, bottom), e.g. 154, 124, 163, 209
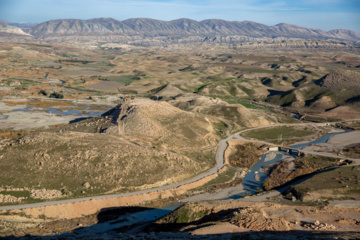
0, 137, 230, 211
183, 120, 360, 202
1, 119, 359, 211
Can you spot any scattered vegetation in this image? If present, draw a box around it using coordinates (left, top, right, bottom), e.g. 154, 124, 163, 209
267, 91, 297, 106
158, 204, 211, 224
3, 100, 70, 107
191, 166, 240, 193
193, 84, 208, 93
147, 84, 168, 94
99, 75, 141, 85
56, 59, 96, 64
0, 191, 30, 199
213, 122, 228, 138
229, 143, 263, 168
38, 89, 47, 96
262, 155, 339, 191
0, 129, 28, 141
49, 92, 64, 99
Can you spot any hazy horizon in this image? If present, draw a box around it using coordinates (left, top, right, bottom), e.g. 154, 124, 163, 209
1, 0, 359, 32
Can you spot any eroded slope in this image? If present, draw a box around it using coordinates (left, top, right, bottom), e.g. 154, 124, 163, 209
0, 99, 219, 202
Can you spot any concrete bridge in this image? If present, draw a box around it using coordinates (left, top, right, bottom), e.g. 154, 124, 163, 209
269, 146, 305, 157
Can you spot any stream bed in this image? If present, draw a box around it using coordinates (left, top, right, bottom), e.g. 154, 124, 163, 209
57, 131, 353, 235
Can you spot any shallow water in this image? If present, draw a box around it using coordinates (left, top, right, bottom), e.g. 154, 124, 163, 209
227, 152, 285, 199
46, 108, 102, 116
3, 105, 103, 117
13, 107, 31, 112
290, 131, 348, 149
227, 131, 352, 199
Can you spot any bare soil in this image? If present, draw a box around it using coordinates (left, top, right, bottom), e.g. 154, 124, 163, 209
149, 200, 360, 234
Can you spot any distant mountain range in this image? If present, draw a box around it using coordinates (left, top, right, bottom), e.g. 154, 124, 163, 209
1, 18, 360, 42
1, 20, 38, 29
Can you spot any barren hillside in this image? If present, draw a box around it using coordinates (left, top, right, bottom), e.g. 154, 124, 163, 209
0, 99, 220, 202
148, 200, 360, 236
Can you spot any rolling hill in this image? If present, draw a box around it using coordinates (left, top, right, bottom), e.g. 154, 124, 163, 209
0, 99, 221, 201
267, 70, 360, 117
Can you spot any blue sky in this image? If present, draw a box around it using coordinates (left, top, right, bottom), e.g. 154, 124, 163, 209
1, 0, 359, 32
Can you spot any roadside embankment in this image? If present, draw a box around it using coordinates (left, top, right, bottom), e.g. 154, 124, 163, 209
0, 170, 222, 220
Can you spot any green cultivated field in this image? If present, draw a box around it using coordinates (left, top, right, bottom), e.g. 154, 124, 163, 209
241, 126, 315, 141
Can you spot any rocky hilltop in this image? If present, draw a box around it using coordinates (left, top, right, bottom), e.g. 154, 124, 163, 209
73, 98, 219, 149
3, 18, 359, 42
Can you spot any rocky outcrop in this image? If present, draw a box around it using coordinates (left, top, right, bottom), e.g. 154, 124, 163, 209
0, 194, 25, 203
30, 189, 63, 200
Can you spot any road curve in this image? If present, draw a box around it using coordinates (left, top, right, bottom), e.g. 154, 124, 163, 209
1, 119, 359, 211
0, 138, 229, 211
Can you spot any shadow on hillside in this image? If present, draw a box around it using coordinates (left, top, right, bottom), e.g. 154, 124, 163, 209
266, 89, 284, 97
69, 117, 93, 123
2, 205, 181, 239
292, 76, 307, 87
3, 193, 360, 239
71, 205, 172, 234
145, 208, 241, 233
275, 166, 341, 191
2, 166, 355, 239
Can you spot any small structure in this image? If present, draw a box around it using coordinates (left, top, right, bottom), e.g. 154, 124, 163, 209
269, 146, 279, 152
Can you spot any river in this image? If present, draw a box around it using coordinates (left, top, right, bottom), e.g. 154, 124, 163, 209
49, 130, 360, 235
290, 131, 347, 149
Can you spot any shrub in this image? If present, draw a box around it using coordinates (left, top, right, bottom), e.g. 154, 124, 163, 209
38, 90, 47, 96
49, 92, 64, 99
